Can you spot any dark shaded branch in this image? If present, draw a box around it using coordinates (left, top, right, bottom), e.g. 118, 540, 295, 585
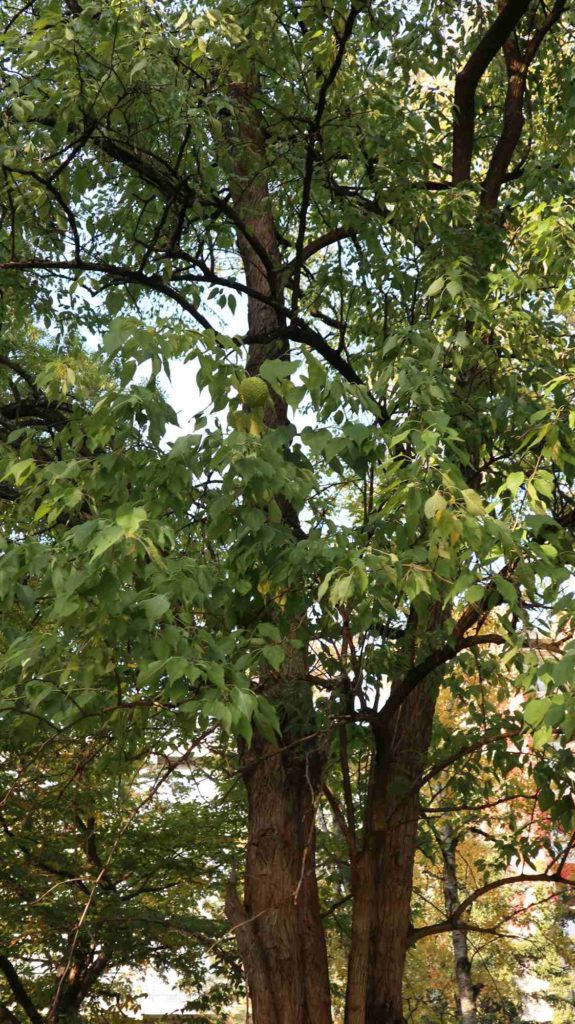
0, 483, 20, 502
299, 227, 354, 263
240, 322, 393, 429
0, 958, 42, 1024
291, 5, 360, 312
405, 728, 522, 810
524, 0, 569, 61
5, 166, 82, 260
338, 721, 356, 847
0, 259, 213, 330
376, 563, 524, 728
452, 0, 532, 184
0, 1005, 22, 1024
378, 631, 527, 730
482, 0, 568, 208
241, 323, 363, 385
323, 784, 355, 856
94, 132, 276, 277
0, 355, 38, 391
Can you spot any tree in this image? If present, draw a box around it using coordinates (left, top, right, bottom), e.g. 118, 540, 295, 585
1, 2, 575, 1023
0, 639, 243, 1022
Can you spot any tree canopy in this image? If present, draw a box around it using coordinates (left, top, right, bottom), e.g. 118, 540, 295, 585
0, 1, 574, 1023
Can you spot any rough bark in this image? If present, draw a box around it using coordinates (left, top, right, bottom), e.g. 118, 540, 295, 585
225, 79, 332, 1024
225, 5, 571, 1019
440, 823, 478, 1024
345, 847, 375, 1024
47, 952, 108, 1024
227, 725, 331, 1024
344, 669, 438, 1024
452, 0, 531, 185
365, 679, 438, 1024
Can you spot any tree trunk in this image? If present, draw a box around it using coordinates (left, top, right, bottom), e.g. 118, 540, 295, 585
225, 78, 332, 1024
47, 953, 107, 1023
345, 847, 375, 1024
227, 728, 331, 1024
440, 822, 478, 1024
365, 679, 438, 1024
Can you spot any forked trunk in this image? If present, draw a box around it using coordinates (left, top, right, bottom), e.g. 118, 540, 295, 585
228, 66, 440, 1024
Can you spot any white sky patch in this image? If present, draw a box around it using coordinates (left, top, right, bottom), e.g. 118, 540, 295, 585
134, 968, 188, 1017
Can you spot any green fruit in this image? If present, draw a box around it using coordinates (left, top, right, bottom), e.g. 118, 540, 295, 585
239, 376, 269, 409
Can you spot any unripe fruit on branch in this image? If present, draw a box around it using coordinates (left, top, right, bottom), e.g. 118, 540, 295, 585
239, 376, 269, 409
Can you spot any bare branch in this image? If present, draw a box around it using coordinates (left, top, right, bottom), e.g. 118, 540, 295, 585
409, 866, 575, 945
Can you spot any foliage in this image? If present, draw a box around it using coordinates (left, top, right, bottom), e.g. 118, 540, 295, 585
1, 1, 575, 1022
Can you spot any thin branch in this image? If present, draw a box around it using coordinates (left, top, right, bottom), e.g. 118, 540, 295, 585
338, 721, 357, 849
411, 866, 575, 945
416, 728, 521, 798
323, 784, 355, 857
0, 258, 213, 330
291, 5, 360, 313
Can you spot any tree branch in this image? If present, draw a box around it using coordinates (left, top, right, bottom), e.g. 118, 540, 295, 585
482, 0, 568, 208
452, 0, 532, 185
0, 258, 213, 330
299, 227, 355, 264
0, 1005, 22, 1024
323, 783, 356, 856
0, 958, 42, 1024
409, 867, 575, 945
291, 5, 360, 313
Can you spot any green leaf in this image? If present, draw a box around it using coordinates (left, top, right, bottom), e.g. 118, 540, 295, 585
204, 699, 232, 732
538, 787, 555, 812
253, 701, 281, 743
446, 279, 462, 298
206, 663, 225, 689
461, 489, 484, 515
116, 506, 148, 533
425, 276, 445, 297
90, 524, 125, 561
424, 491, 447, 519
258, 359, 300, 384
504, 471, 525, 497
329, 574, 356, 605
318, 570, 336, 602
262, 645, 285, 671
495, 576, 517, 607
140, 594, 170, 624
2, 459, 35, 485
524, 698, 550, 727
256, 622, 282, 643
